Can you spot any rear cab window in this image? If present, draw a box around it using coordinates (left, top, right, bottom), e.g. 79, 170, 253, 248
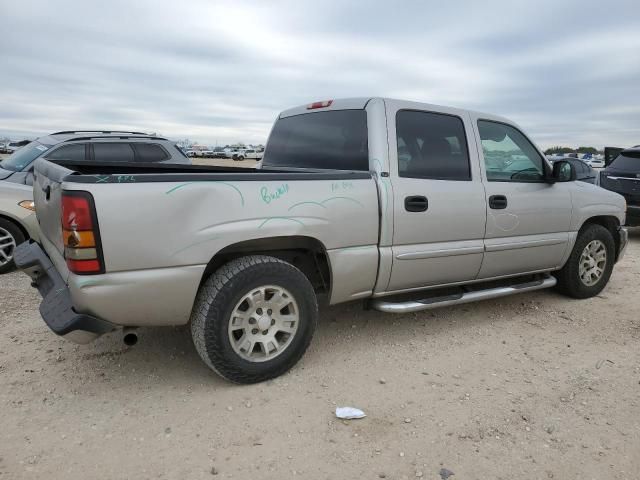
261, 110, 368, 170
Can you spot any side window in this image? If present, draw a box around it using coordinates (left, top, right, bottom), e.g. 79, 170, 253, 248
132, 143, 169, 162
45, 144, 86, 161
93, 143, 135, 162
478, 120, 545, 182
396, 110, 471, 181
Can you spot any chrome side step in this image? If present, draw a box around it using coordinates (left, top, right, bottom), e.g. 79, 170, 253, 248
372, 275, 557, 314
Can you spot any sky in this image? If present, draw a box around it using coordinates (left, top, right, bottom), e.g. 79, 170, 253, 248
1, 0, 639, 149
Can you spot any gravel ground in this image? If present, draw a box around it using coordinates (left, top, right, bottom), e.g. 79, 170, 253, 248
1, 230, 640, 479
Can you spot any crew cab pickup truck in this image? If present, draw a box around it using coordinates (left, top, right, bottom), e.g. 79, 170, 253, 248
16, 98, 628, 384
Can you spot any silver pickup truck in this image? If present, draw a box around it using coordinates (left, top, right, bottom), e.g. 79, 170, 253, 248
15, 98, 628, 384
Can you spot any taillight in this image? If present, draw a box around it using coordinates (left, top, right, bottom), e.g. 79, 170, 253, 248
61, 191, 104, 275
307, 100, 333, 110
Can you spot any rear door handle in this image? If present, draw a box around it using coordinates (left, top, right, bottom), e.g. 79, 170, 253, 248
489, 195, 508, 209
405, 195, 428, 212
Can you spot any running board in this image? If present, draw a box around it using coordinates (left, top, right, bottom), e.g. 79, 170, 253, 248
372, 276, 557, 314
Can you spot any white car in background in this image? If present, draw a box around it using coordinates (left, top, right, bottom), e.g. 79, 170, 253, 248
6, 142, 25, 154
231, 149, 263, 161
585, 158, 605, 168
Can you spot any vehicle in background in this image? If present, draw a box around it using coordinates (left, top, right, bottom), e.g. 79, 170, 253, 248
6, 141, 30, 154
240, 149, 263, 160
599, 146, 640, 226
16, 98, 628, 384
604, 146, 626, 167
230, 149, 246, 160
0, 182, 40, 274
0, 130, 190, 186
0, 143, 9, 154
585, 158, 605, 168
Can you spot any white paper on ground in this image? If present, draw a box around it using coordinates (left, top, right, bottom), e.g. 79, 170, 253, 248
335, 407, 366, 419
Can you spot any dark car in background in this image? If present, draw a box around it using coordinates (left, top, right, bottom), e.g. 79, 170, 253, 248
599, 146, 640, 226
0, 130, 190, 185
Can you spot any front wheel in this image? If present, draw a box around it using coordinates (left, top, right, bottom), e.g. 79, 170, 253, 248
554, 224, 615, 299
0, 219, 25, 274
190, 255, 318, 384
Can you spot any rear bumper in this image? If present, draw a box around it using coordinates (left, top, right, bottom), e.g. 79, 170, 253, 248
14, 242, 114, 344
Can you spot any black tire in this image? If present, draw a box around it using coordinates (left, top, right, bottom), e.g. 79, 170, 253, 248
237, 156, 245, 161
554, 224, 615, 299
0, 218, 26, 274
190, 255, 318, 384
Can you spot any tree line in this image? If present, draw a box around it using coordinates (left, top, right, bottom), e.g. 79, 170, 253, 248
543, 146, 600, 155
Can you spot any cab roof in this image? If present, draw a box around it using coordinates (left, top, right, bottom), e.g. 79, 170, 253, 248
278, 97, 513, 124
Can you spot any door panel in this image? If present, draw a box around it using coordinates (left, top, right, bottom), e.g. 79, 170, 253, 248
385, 102, 487, 292
473, 117, 571, 278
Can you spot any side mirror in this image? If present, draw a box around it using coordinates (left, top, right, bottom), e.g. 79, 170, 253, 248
551, 160, 576, 183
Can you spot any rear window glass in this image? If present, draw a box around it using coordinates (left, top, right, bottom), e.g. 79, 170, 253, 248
132, 143, 169, 162
610, 152, 640, 171
46, 144, 86, 161
262, 110, 368, 170
93, 143, 135, 162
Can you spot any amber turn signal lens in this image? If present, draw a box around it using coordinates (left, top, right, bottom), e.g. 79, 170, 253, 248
63, 229, 96, 248
18, 200, 36, 211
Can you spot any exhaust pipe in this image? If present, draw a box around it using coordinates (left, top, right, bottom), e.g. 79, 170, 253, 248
123, 327, 138, 346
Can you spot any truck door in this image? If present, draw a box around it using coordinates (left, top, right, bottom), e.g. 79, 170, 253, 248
472, 117, 571, 279
386, 101, 487, 292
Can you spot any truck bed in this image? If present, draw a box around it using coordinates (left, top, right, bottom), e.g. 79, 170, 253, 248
32, 158, 381, 329
37, 160, 372, 183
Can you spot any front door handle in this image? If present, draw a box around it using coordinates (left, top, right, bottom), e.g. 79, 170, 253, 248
489, 195, 508, 209
405, 195, 428, 212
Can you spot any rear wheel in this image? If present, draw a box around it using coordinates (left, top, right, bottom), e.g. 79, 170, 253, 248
190, 255, 318, 384
0, 219, 26, 274
554, 224, 615, 298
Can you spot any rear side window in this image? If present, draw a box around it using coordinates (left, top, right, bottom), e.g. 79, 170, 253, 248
610, 152, 640, 171
396, 110, 471, 180
262, 110, 368, 170
132, 143, 169, 162
46, 144, 86, 161
93, 143, 135, 162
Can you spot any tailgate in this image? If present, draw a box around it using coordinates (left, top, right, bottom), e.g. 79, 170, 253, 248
33, 159, 75, 258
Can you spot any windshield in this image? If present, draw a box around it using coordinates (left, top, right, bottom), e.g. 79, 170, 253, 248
609, 152, 640, 171
0, 142, 49, 171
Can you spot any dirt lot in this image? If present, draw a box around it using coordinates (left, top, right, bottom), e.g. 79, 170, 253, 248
1, 231, 639, 480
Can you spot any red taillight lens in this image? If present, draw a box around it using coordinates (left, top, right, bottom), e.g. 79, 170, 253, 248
61, 191, 104, 275
62, 195, 93, 230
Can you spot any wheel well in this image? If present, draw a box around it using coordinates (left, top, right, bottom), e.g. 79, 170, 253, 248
0, 214, 29, 241
580, 216, 620, 259
200, 236, 331, 296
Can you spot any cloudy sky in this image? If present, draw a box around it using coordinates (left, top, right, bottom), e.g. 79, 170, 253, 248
1, 0, 639, 148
